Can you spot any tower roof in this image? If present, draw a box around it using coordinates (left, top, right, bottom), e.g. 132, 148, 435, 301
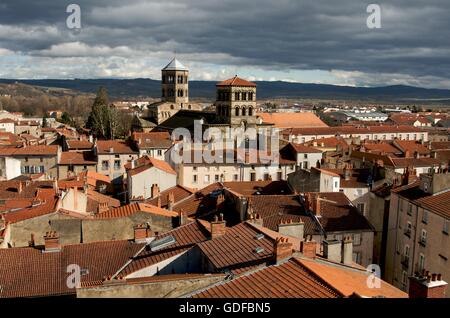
162, 58, 188, 71
216, 75, 256, 87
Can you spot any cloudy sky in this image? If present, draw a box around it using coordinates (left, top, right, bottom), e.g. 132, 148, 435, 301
0, 0, 449, 88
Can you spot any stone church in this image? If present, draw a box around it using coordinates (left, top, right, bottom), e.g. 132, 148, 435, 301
146, 58, 203, 124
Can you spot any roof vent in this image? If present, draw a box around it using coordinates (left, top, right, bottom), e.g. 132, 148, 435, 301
255, 233, 265, 240
254, 246, 265, 254
149, 235, 176, 251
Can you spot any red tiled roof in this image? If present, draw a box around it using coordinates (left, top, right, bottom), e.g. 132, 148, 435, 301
193, 258, 340, 298
216, 76, 256, 87
390, 157, 441, 168
2, 193, 59, 223
0, 180, 55, 200
125, 156, 176, 176
414, 190, 450, 219
286, 125, 424, 136
304, 137, 349, 150
306, 192, 373, 233
95, 202, 177, 219
132, 132, 172, 149
172, 183, 224, 217
66, 140, 94, 149
6, 145, 58, 156
198, 222, 275, 271
298, 258, 408, 298
223, 180, 293, 196
249, 195, 321, 236
146, 185, 195, 208
119, 220, 210, 276
59, 151, 96, 165
363, 142, 401, 155
259, 112, 328, 129
289, 142, 322, 153
430, 141, 450, 151
0, 240, 144, 298
393, 140, 430, 156
96, 140, 137, 154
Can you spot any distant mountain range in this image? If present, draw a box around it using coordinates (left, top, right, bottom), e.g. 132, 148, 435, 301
1, 78, 450, 102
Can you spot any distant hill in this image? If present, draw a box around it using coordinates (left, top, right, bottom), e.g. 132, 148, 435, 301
1, 78, 450, 102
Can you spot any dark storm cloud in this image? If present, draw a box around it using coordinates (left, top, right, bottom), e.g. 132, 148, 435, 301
0, 0, 449, 85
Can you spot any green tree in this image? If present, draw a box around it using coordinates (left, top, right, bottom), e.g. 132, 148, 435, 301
42, 113, 48, 128
89, 87, 110, 138
61, 112, 72, 125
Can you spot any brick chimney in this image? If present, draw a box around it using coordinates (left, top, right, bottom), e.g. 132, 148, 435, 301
134, 223, 152, 243
301, 236, 317, 258
341, 235, 353, 265
151, 184, 160, 198
404, 149, 411, 158
167, 192, 174, 211
97, 202, 109, 213
273, 237, 293, 264
44, 231, 61, 252
210, 214, 226, 239
278, 219, 304, 241
409, 272, 448, 298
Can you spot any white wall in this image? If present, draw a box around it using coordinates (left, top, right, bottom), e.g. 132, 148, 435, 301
128, 167, 177, 200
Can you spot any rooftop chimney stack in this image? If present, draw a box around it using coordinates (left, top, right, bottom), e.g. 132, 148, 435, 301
178, 209, 187, 226
273, 237, 293, 264
210, 213, 226, 239
44, 231, 61, 252
134, 223, 152, 243
300, 236, 317, 258
323, 240, 341, 263
151, 184, 160, 198
167, 192, 174, 211
278, 219, 305, 241
409, 272, 448, 298
341, 236, 353, 265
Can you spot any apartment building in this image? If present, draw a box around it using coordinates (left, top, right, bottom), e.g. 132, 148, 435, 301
385, 171, 450, 296
95, 140, 139, 185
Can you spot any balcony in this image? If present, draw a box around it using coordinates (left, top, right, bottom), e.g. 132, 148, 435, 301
404, 229, 411, 238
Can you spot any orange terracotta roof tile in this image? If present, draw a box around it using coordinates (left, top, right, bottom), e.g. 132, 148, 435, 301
259, 112, 328, 129
216, 76, 256, 87
8, 145, 58, 156
59, 151, 96, 165
96, 140, 137, 154
0, 240, 144, 298
198, 222, 275, 271
297, 258, 408, 298
66, 140, 94, 149
125, 156, 176, 176
132, 131, 172, 149
119, 220, 210, 276
192, 258, 340, 298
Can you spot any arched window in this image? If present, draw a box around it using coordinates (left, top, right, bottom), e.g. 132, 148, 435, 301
242, 107, 246, 116
235, 107, 240, 116
170, 104, 174, 110
248, 107, 253, 116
